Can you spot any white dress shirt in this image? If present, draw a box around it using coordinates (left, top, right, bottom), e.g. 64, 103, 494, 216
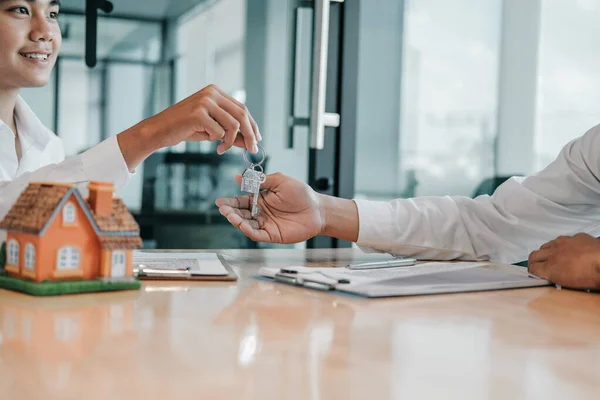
0, 96, 131, 229
355, 123, 600, 264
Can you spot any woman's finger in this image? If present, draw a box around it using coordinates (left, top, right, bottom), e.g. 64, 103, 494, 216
215, 92, 257, 153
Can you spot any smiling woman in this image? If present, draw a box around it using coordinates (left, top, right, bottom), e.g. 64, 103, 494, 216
0, 0, 263, 238
0, 0, 62, 92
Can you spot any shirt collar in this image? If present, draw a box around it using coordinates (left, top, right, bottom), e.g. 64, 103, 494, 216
12, 96, 51, 148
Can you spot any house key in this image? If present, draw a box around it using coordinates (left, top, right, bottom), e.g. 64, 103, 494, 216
241, 145, 267, 218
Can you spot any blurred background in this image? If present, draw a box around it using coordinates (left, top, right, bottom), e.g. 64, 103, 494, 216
20, 0, 600, 250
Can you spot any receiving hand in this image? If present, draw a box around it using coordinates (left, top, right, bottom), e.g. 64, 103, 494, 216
215, 173, 325, 244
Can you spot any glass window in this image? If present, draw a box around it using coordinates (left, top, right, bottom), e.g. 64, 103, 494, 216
176, 0, 246, 153
63, 202, 76, 224
57, 247, 81, 270
56, 13, 164, 211
397, 0, 502, 198
353, 0, 502, 202
534, 0, 600, 169
7, 240, 19, 266
58, 14, 162, 62
25, 244, 35, 270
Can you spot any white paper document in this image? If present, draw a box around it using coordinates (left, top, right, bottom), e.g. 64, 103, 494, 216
259, 261, 550, 298
133, 251, 228, 276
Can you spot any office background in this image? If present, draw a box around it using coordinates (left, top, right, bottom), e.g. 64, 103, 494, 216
19, 0, 600, 249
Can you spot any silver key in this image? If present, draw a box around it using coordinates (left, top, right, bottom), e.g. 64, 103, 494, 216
241, 145, 268, 218
241, 166, 262, 194
241, 165, 266, 218
251, 187, 261, 217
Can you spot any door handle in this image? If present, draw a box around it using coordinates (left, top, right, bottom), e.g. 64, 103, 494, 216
310, 0, 343, 150
287, 0, 343, 149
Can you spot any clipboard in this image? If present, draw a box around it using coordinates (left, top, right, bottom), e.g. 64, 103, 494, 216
134, 253, 238, 282
259, 262, 550, 298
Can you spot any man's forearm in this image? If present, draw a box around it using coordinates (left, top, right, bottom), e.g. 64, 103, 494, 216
319, 194, 360, 243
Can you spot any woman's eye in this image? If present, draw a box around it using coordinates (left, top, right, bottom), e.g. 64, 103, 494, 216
49, 11, 59, 19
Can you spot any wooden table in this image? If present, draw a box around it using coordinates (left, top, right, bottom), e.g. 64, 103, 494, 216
1, 249, 599, 400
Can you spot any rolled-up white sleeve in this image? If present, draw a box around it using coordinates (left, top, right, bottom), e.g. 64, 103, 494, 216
354, 124, 600, 264
0, 135, 132, 220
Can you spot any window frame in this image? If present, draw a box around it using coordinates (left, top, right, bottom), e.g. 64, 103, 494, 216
7, 239, 19, 266
63, 202, 77, 225
24, 243, 36, 270
56, 246, 81, 271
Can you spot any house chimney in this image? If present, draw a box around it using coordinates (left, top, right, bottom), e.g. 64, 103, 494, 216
88, 181, 114, 217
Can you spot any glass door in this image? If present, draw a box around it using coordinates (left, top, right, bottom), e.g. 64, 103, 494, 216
283, 0, 354, 248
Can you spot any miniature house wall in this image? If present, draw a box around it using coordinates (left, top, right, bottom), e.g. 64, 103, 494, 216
1, 182, 141, 283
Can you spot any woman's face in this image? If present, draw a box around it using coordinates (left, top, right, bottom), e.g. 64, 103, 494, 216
0, 0, 62, 90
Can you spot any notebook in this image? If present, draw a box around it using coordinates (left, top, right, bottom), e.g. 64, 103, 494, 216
258, 261, 550, 298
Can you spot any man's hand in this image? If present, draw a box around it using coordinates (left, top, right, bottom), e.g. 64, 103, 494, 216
215, 173, 325, 244
528, 233, 600, 290
118, 84, 261, 170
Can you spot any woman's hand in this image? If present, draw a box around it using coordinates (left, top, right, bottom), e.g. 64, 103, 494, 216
117, 84, 262, 170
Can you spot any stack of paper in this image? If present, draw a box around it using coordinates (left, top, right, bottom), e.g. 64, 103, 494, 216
259, 262, 549, 298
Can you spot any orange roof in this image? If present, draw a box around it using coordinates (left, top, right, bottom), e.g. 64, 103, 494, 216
99, 236, 142, 250
0, 183, 72, 234
87, 198, 139, 232
0, 183, 140, 249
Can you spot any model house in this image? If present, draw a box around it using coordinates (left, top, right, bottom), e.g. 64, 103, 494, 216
0, 181, 142, 283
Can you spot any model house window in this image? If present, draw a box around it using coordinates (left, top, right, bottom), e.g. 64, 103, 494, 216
57, 246, 81, 270
7, 240, 19, 265
25, 243, 35, 270
63, 202, 76, 224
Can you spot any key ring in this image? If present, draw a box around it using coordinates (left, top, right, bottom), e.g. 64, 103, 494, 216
243, 143, 266, 166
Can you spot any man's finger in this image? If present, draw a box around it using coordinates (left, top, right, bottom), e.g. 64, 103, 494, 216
225, 213, 271, 242
528, 259, 549, 279
540, 241, 556, 250
529, 248, 552, 264
235, 172, 284, 192
238, 220, 272, 242
220, 205, 253, 220
216, 195, 251, 210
